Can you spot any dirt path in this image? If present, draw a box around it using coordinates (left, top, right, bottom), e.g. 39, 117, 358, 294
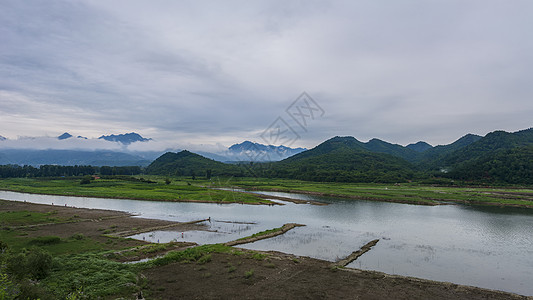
110, 218, 210, 238
225, 223, 305, 246
334, 239, 379, 267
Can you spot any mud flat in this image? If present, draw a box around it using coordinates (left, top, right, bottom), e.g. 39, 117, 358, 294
142, 249, 530, 300
0, 199, 207, 249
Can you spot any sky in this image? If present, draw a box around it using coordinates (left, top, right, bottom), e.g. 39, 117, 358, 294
1, 0, 532, 151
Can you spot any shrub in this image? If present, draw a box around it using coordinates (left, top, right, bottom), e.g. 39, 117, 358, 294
26, 248, 53, 280
80, 176, 91, 185
244, 269, 254, 279
29, 236, 61, 246
70, 233, 85, 240
6, 248, 53, 280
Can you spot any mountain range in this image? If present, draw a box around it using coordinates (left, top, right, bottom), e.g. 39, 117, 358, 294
54, 132, 152, 144
147, 127, 533, 184
98, 132, 152, 144
2, 128, 532, 184
0, 132, 306, 166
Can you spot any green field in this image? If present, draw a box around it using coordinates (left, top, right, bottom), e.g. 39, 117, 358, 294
0, 177, 272, 205
199, 177, 533, 208
1, 176, 532, 208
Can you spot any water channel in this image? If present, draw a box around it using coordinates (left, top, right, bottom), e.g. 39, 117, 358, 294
1, 190, 532, 296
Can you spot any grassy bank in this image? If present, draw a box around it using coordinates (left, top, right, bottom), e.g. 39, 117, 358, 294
1, 176, 532, 208
200, 177, 533, 208
0, 177, 273, 205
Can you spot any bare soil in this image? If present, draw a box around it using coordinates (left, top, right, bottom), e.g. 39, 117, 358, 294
142, 251, 529, 300
0, 199, 205, 250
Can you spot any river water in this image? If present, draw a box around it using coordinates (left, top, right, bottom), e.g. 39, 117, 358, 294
1, 190, 532, 296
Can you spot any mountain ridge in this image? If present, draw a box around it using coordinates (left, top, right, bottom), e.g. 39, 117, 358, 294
98, 132, 152, 145
146, 127, 533, 184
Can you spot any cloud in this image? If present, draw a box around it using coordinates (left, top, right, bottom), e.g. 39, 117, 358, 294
1, 0, 532, 149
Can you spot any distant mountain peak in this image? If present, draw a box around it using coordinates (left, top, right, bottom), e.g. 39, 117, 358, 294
98, 132, 152, 145
57, 132, 73, 140
0, 135, 6, 141
227, 141, 306, 161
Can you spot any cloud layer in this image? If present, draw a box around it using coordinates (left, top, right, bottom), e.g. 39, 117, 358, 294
1, 0, 532, 149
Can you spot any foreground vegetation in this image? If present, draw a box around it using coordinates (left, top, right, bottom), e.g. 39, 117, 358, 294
0, 177, 273, 205
0, 201, 277, 299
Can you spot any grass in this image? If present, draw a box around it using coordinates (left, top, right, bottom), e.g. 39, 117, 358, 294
200, 177, 533, 208
2, 176, 532, 208
0, 210, 61, 226
0, 177, 273, 205
0, 228, 106, 255
237, 226, 284, 241
42, 252, 139, 299
142, 244, 234, 267
244, 269, 254, 279
227, 264, 236, 273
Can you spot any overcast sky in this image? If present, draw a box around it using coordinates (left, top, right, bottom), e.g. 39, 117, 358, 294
1, 0, 532, 150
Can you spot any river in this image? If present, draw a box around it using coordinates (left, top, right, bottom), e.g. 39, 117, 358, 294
1, 190, 532, 296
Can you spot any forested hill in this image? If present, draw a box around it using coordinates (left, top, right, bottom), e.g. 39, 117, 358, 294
448, 145, 533, 184
145, 150, 240, 177
272, 136, 415, 182
146, 128, 533, 184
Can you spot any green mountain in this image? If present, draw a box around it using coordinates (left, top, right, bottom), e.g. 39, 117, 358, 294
416, 133, 483, 168
272, 136, 415, 183
448, 145, 533, 184
433, 129, 533, 169
406, 141, 432, 152
146, 128, 533, 184
145, 150, 238, 177
363, 138, 420, 162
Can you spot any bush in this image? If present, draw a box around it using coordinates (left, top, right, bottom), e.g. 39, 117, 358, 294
29, 236, 61, 246
6, 248, 53, 280
80, 176, 91, 185
69, 233, 85, 240
0, 240, 8, 253
0, 272, 17, 300
26, 248, 53, 280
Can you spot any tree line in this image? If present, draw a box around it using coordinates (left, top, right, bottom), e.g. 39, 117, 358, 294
0, 164, 141, 178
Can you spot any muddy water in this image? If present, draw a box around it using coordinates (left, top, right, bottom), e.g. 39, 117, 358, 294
1, 190, 532, 296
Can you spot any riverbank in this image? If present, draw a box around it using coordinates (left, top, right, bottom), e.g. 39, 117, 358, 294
218, 178, 533, 208
0, 199, 206, 253
0, 177, 276, 205
0, 200, 530, 299
3, 177, 532, 208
